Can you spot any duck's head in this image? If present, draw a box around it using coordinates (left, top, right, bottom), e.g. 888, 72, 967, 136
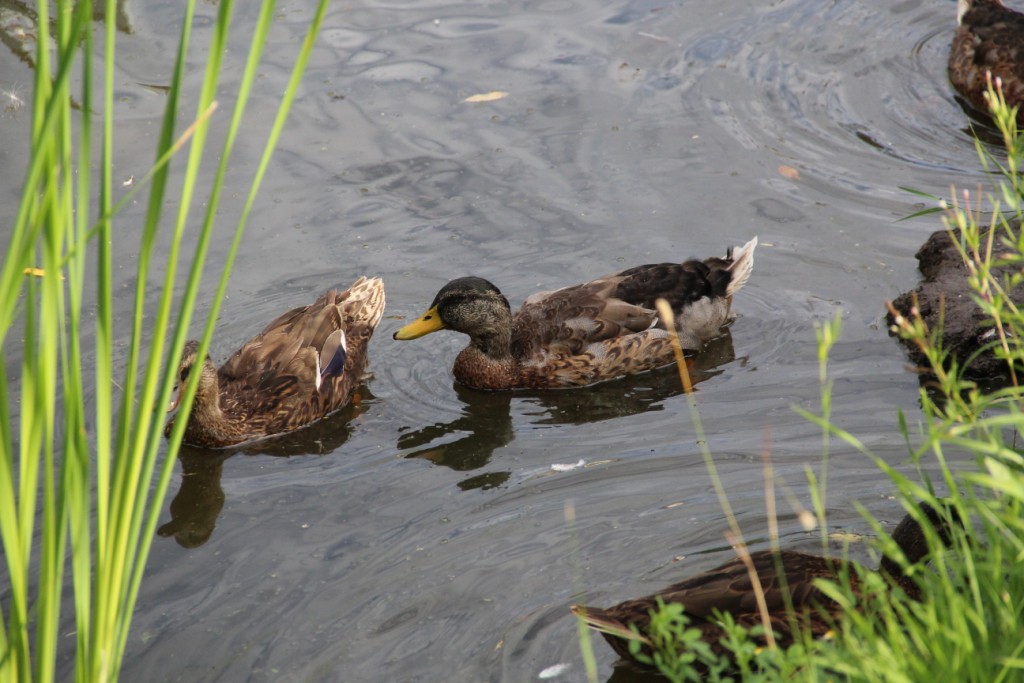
880, 500, 964, 594
169, 340, 219, 413
393, 276, 512, 342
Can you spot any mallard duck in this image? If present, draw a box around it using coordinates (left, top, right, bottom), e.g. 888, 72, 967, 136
571, 502, 960, 670
165, 276, 385, 448
949, 0, 1024, 122
888, 227, 1024, 383
392, 238, 757, 390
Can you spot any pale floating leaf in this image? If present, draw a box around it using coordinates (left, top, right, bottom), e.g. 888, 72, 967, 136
550, 458, 585, 472
797, 509, 818, 531
538, 662, 572, 679
464, 90, 509, 103
829, 531, 865, 543
778, 165, 800, 180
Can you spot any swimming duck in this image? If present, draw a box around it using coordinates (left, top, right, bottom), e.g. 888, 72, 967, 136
949, 0, 1024, 121
392, 238, 757, 390
888, 226, 1024, 384
571, 502, 959, 670
165, 276, 385, 448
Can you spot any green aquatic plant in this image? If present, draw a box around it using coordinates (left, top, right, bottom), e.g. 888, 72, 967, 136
575, 78, 1024, 681
0, 1, 329, 681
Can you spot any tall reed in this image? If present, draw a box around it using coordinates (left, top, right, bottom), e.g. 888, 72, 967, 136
0, 1, 329, 681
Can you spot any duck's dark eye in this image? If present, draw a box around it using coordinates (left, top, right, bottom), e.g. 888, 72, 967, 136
179, 367, 190, 383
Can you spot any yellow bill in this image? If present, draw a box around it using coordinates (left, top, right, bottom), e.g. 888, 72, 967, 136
393, 306, 446, 340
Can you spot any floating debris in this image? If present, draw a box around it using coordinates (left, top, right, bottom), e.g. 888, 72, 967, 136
550, 459, 584, 472
464, 91, 509, 103
637, 31, 668, 43
538, 662, 571, 679
797, 509, 817, 531
777, 165, 800, 180
829, 530, 865, 544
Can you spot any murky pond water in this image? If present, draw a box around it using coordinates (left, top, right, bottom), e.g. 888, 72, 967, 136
0, 0, 994, 680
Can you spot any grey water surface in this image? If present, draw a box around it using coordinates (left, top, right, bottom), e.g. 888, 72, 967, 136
0, 0, 989, 680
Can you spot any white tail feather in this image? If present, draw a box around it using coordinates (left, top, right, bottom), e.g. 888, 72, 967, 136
726, 236, 757, 297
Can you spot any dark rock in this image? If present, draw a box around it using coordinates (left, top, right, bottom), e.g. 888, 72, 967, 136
887, 226, 1024, 383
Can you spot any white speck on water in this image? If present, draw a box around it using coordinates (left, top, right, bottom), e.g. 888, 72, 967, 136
538, 662, 571, 679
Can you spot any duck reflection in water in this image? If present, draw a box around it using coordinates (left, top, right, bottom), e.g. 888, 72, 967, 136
158, 387, 372, 548
398, 332, 736, 491
398, 384, 514, 475
157, 447, 229, 548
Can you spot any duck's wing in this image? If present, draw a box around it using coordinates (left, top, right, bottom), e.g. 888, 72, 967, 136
588, 551, 840, 633
572, 549, 841, 663
511, 276, 659, 361
660, 551, 841, 622
219, 295, 340, 383
509, 240, 755, 385
315, 276, 386, 410
212, 306, 336, 427
611, 237, 756, 314
215, 278, 385, 426
569, 554, 778, 664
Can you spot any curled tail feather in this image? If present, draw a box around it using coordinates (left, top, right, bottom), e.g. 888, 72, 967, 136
344, 276, 387, 327
726, 236, 757, 297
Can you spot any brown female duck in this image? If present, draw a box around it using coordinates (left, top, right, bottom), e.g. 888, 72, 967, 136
949, 0, 1024, 121
165, 276, 385, 448
571, 502, 959, 669
392, 238, 756, 390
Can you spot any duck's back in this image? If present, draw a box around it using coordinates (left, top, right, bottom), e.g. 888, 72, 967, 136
217, 278, 385, 438
508, 254, 748, 387
577, 549, 846, 663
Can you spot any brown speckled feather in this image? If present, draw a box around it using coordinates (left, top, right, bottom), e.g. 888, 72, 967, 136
571, 502, 959, 671
511, 259, 746, 387
394, 238, 756, 390
166, 276, 385, 448
573, 550, 846, 664
949, 0, 1024, 121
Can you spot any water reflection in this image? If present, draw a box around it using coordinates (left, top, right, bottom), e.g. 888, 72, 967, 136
951, 95, 1005, 145
158, 385, 373, 547
398, 385, 513, 471
604, 662, 664, 683
398, 332, 736, 489
456, 471, 511, 492
157, 447, 230, 548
